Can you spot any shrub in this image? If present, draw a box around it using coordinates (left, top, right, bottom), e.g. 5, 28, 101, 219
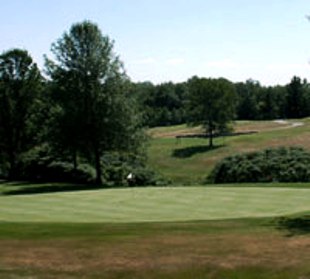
13, 146, 169, 186
133, 167, 170, 186
208, 146, 310, 183
19, 145, 96, 184
101, 151, 169, 187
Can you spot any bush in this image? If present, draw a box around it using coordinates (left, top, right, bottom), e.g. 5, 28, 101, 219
19, 145, 96, 184
132, 167, 170, 186
278, 215, 310, 235
208, 146, 310, 183
11, 146, 168, 186
101, 151, 169, 187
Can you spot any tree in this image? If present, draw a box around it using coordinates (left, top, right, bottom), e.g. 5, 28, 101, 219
270, 85, 288, 119
132, 81, 188, 127
258, 87, 280, 120
0, 49, 42, 178
235, 79, 260, 120
46, 21, 143, 184
286, 76, 307, 118
187, 77, 237, 147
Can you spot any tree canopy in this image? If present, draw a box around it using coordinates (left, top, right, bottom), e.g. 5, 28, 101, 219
187, 77, 237, 147
45, 21, 143, 184
0, 49, 42, 178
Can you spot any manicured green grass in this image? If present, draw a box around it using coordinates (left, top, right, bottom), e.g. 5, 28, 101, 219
1, 185, 309, 222
148, 118, 310, 184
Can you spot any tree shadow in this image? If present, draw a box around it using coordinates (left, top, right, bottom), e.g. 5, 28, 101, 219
172, 145, 224, 158
2, 183, 101, 196
277, 215, 310, 236
0, 181, 35, 187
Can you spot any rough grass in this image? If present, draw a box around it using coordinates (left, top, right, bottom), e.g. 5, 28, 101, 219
148, 118, 310, 184
1, 185, 310, 222
0, 217, 309, 279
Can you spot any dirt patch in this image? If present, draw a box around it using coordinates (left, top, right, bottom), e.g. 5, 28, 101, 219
149, 126, 202, 138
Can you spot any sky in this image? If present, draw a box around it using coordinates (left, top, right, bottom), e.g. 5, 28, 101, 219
1, 0, 310, 85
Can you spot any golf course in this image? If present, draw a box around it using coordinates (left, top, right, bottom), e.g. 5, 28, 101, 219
1, 119, 310, 279
2, 2, 310, 277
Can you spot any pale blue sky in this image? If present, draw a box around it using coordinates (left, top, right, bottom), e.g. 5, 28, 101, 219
1, 0, 310, 85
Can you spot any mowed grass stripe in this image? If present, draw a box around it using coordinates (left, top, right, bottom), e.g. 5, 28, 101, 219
0, 186, 309, 223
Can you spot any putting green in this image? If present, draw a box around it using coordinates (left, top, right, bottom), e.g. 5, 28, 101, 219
0, 186, 309, 223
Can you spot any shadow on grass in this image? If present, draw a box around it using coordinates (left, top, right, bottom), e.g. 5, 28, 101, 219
172, 145, 224, 158
277, 215, 310, 236
0, 181, 38, 187
2, 183, 102, 196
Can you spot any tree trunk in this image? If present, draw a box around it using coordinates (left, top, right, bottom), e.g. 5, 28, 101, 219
72, 150, 78, 171
8, 150, 17, 180
209, 130, 213, 148
94, 148, 102, 185
208, 122, 213, 148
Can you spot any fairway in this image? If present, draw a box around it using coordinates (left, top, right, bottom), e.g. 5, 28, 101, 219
1, 186, 309, 223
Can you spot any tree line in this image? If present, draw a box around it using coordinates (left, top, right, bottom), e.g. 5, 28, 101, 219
134, 76, 310, 127
1, 20, 310, 184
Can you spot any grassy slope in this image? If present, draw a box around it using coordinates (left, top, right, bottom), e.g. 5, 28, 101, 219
1, 185, 310, 222
148, 118, 310, 184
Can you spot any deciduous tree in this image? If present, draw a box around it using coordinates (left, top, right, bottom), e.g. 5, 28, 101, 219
187, 77, 237, 147
46, 21, 143, 184
0, 49, 42, 178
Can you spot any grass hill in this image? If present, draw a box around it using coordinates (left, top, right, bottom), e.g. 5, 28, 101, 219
148, 118, 310, 184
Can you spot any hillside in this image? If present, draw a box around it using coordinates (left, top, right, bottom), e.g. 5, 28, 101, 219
148, 118, 310, 184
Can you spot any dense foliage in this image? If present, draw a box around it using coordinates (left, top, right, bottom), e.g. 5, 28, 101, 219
14, 145, 167, 186
45, 21, 144, 184
208, 147, 310, 183
0, 21, 154, 186
132, 77, 310, 128
132, 81, 188, 127
0, 49, 42, 179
